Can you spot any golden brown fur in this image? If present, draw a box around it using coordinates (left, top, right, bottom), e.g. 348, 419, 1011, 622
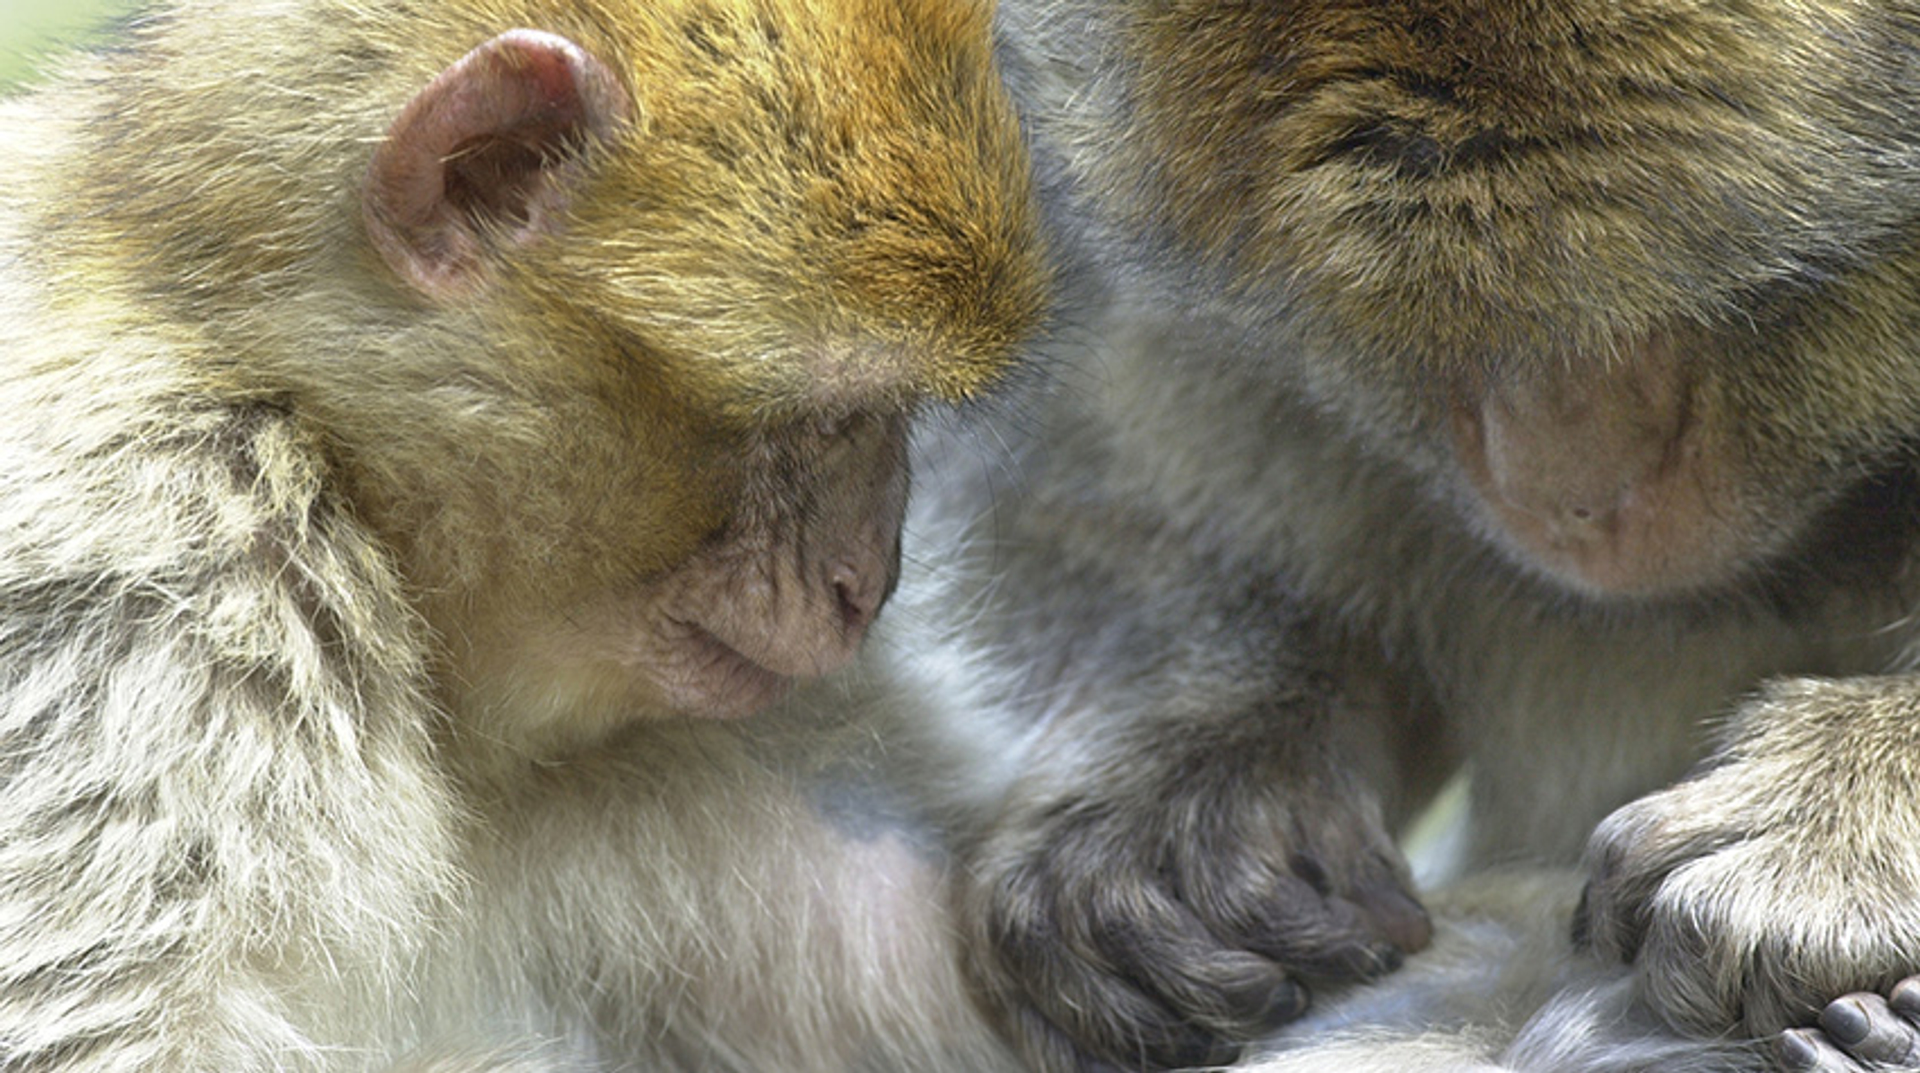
0, 0, 1047, 1068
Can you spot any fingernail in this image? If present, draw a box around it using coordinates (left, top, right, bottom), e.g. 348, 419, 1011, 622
1820, 997, 1869, 1046
1892, 978, 1920, 1018
1356, 880, 1433, 952
1368, 941, 1405, 976
1778, 1029, 1820, 1071
1270, 979, 1309, 1021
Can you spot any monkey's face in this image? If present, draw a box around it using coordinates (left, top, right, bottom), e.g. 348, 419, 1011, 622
337, 0, 1046, 739
621, 414, 910, 719
432, 407, 912, 733
1090, 0, 1920, 599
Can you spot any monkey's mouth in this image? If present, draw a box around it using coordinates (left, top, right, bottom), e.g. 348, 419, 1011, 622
665, 622, 798, 720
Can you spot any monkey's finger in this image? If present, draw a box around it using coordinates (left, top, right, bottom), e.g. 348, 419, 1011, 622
1188, 845, 1430, 979
1079, 884, 1309, 1043
985, 868, 1300, 1070
1576, 786, 1731, 961
1779, 1028, 1867, 1073
1573, 852, 1664, 961
1887, 976, 1920, 1022
1346, 854, 1434, 953
1209, 869, 1416, 984
1003, 933, 1277, 1072
1818, 992, 1920, 1065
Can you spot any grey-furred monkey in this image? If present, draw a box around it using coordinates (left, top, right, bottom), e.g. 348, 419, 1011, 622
0, 0, 1052, 1068
856, 0, 1920, 1070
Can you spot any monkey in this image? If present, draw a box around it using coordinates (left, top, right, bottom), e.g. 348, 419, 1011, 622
0, 0, 1051, 1067
843, 0, 1920, 1069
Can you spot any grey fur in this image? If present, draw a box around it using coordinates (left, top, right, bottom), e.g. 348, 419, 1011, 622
862, 0, 1920, 1069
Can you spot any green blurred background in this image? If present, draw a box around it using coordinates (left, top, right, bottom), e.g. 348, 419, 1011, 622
1, 0, 133, 90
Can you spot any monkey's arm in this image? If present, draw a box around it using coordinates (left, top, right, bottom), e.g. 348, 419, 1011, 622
1578, 677, 1920, 1048
0, 396, 458, 1069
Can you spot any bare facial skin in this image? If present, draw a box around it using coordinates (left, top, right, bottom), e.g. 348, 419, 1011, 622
1445, 335, 1745, 597
470, 415, 912, 737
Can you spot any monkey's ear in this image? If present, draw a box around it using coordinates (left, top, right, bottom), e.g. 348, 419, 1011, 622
364, 29, 632, 300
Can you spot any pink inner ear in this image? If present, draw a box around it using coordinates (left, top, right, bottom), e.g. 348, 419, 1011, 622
364, 29, 631, 299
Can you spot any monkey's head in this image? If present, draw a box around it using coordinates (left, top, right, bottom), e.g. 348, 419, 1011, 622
1086, 0, 1920, 600
146, 0, 1050, 740
358, 0, 1047, 735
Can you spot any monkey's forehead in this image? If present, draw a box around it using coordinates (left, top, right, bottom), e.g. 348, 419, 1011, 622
503, 0, 1052, 412
515, 249, 1045, 421
534, 153, 1049, 412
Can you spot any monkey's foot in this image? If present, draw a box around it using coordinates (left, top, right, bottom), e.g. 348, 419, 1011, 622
1779, 978, 1920, 1072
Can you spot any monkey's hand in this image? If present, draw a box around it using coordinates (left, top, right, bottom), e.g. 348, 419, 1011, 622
1578, 677, 1920, 1044
959, 702, 1432, 1073
1778, 977, 1920, 1072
